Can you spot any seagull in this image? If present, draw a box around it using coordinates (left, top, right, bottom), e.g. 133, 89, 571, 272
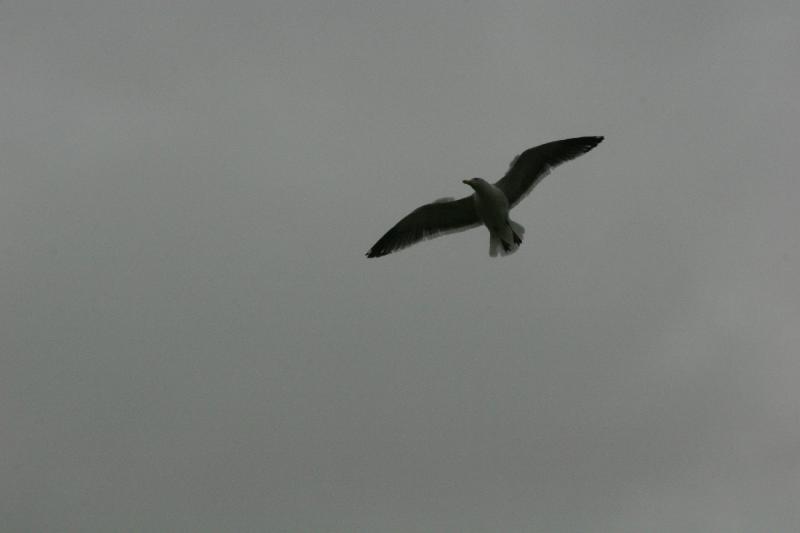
366, 136, 604, 258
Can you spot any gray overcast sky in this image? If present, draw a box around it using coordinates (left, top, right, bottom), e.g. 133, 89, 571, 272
2, 1, 799, 531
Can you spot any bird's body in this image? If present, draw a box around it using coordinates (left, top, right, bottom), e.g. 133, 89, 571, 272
464, 177, 524, 256
467, 177, 509, 231
366, 136, 603, 258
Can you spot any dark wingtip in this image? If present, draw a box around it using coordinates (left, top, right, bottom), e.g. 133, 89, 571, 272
578, 136, 604, 154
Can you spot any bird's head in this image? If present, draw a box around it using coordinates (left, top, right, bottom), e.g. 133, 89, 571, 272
462, 177, 485, 190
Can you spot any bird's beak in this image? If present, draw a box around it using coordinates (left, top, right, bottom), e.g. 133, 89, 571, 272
462, 179, 470, 185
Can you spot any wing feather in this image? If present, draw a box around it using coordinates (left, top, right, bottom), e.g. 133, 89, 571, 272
366, 195, 480, 258
495, 136, 604, 207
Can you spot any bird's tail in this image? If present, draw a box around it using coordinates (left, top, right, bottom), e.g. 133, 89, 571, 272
489, 221, 525, 257
510, 220, 525, 245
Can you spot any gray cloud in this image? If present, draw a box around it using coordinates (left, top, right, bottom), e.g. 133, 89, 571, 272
1, 1, 798, 531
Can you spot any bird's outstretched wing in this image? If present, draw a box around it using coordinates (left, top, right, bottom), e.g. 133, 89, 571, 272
366, 196, 480, 258
495, 136, 604, 208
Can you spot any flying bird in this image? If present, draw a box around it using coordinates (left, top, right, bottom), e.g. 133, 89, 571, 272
366, 136, 604, 258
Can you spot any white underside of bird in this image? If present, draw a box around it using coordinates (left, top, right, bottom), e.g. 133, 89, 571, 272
462, 177, 525, 256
